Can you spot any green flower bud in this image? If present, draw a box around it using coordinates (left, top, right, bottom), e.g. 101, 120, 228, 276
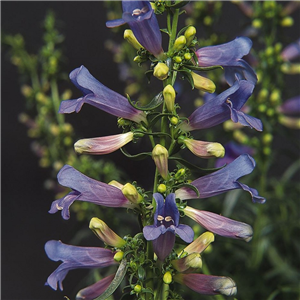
170, 116, 179, 125
173, 35, 186, 52
114, 251, 124, 262
163, 84, 176, 112
163, 271, 172, 284
263, 133, 273, 144
152, 144, 169, 180
191, 72, 216, 93
252, 19, 262, 28
175, 168, 185, 180
108, 180, 124, 189
279, 116, 300, 129
173, 56, 182, 63
122, 183, 143, 204
124, 29, 144, 50
21, 85, 33, 97
153, 62, 169, 80
157, 184, 167, 193
184, 52, 192, 61
134, 285, 142, 293
184, 26, 196, 46
183, 231, 215, 254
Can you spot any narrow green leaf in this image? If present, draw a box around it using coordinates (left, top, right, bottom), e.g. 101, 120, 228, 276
174, 183, 200, 198
120, 147, 152, 161
94, 259, 127, 300
127, 92, 163, 111
183, 64, 223, 72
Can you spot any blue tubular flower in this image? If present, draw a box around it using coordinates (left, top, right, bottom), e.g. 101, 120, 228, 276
215, 141, 254, 168
196, 37, 257, 85
143, 193, 194, 260
184, 207, 253, 242
45, 240, 117, 292
174, 273, 237, 297
59, 66, 147, 124
49, 165, 135, 220
106, 1, 163, 58
175, 154, 266, 204
180, 80, 263, 132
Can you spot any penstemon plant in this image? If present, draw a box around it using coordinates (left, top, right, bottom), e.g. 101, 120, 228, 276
45, 1, 266, 299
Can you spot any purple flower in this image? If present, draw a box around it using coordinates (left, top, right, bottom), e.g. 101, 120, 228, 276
184, 206, 253, 242
196, 37, 257, 85
215, 141, 255, 168
175, 154, 266, 204
174, 273, 237, 296
45, 240, 117, 293
106, 1, 163, 58
278, 96, 300, 115
59, 65, 147, 124
281, 38, 300, 61
180, 80, 263, 132
49, 165, 135, 220
143, 193, 194, 260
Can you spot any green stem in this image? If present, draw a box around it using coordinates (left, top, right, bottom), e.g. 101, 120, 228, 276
50, 78, 64, 127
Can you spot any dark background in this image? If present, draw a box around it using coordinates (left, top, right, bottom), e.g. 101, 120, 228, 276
1, 2, 299, 300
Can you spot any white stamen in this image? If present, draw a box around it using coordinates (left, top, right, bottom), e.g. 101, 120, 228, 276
132, 6, 148, 16
157, 215, 164, 221
165, 216, 173, 222
56, 203, 63, 210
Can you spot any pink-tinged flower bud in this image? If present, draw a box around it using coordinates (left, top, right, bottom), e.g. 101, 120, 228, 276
74, 132, 134, 155
163, 84, 176, 112
163, 271, 172, 284
191, 72, 216, 93
153, 63, 169, 80
172, 253, 202, 272
124, 29, 144, 50
152, 144, 169, 180
122, 183, 143, 204
173, 35, 186, 52
174, 273, 237, 296
89, 217, 126, 248
183, 232, 215, 255
183, 138, 225, 158
184, 26, 196, 46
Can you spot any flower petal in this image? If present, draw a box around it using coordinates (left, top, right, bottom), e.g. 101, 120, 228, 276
45, 240, 116, 291
143, 225, 163, 241
175, 224, 194, 243
152, 231, 175, 261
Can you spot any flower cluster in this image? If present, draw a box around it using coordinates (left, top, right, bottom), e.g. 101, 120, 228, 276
45, 1, 265, 299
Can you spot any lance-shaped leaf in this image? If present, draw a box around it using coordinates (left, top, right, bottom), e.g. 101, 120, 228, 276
175, 154, 266, 204
49, 165, 135, 220
59, 65, 147, 124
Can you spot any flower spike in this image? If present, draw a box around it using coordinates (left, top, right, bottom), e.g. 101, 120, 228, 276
59, 66, 147, 124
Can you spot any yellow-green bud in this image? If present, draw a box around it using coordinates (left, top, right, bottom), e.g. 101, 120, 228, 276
258, 88, 269, 101
252, 19, 262, 28
89, 217, 126, 248
122, 183, 143, 204
173, 56, 182, 63
281, 16, 294, 27
157, 184, 167, 194
152, 144, 169, 180
263, 133, 273, 144
173, 35, 186, 52
114, 251, 124, 262
270, 90, 281, 103
191, 72, 216, 93
163, 271, 172, 284
203, 16, 213, 26
184, 52, 192, 61
21, 85, 32, 97
133, 56, 146, 64
258, 104, 267, 113
108, 180, 124, 189
153, 62, 169, 80
170, 116, 179, 125
184, 26, 196, 46
207, 142, 225, 158
184, 231, 215, 254
175, 168, 185, 180
279, 116, 300, 129
134, 284, 142, 293
124, 29, 144, 50
233, 130, 249, 144
281, 63, 300, 74
163, 84, 176, 112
